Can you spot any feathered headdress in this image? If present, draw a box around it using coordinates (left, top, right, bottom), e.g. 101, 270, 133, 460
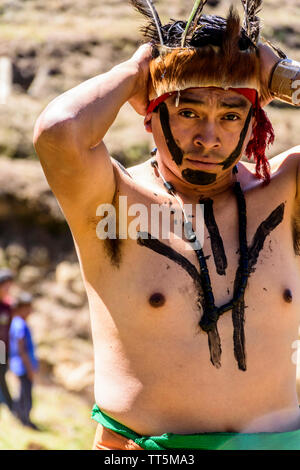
130, 0, 277, 183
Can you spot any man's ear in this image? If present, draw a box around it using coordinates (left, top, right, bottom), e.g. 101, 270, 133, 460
144, 113, 153, 134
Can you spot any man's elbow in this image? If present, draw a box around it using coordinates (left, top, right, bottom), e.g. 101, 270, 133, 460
33, 106, 77, 157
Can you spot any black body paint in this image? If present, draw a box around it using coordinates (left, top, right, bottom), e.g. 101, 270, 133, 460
149, 293, 166, 308
202, 198, 227, 275
207, 327, 222, 369
137, 196, 285, 370
248, 204, 285, 273
229, 202, 284, 369
231, 267, 247, 371
137, 234, 203, 293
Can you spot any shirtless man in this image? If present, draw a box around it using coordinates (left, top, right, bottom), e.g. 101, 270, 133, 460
33, 3, 300, 450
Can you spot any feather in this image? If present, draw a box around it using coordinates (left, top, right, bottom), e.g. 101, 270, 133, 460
241, 0, 262, 45
129, 0, 164, 45
181, 0, 207, 47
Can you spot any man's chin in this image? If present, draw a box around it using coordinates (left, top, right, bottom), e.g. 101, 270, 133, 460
181, 168, 218, 186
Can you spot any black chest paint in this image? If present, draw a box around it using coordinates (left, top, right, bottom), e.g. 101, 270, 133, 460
137, 188, 285, 371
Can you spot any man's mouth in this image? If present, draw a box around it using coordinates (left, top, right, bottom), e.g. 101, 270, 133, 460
185, 158, 221, 170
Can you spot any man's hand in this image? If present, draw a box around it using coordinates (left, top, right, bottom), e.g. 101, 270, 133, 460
128, 43, 153, 116
258, 42, 281, 106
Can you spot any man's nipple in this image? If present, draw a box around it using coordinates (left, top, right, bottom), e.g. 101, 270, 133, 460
149, 293, 166, 308
283, 289, 293, 303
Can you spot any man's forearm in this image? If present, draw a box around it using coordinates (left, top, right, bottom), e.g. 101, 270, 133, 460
269, 59, 300, 106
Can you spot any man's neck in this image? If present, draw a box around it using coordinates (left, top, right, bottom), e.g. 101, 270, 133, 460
154, 155, 237, 201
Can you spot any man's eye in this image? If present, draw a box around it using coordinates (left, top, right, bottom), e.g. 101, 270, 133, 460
179, 110, 198, 119
223, 114, 240, 121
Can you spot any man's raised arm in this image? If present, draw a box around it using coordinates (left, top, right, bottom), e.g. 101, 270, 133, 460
33, 44, 152, 226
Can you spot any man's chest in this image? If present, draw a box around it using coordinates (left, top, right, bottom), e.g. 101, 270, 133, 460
87, 176, 297, 294
87, 182, 300, 365
87, 188, 297, 325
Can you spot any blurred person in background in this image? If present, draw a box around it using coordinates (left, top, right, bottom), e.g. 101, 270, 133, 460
9, 292, 39, 430
0, 268, 14, 413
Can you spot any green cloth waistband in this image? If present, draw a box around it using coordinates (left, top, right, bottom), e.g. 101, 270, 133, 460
92, 404, 300, 450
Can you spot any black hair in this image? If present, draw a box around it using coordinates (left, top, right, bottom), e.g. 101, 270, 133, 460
144, 14, 254, 52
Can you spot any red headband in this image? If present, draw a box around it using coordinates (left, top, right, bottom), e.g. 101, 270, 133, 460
147, 87, 274, 184
147, 88, 258, 114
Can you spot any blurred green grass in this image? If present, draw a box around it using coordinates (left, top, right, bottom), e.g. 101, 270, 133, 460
0, 375, 95, 450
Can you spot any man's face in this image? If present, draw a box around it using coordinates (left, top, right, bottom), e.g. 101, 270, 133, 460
151, 88, 255, 186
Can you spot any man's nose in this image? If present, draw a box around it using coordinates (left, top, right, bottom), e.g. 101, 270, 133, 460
193, 122, 221, 150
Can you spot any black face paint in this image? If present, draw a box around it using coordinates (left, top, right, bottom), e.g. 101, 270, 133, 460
158, 101, 253, 186
158, 102, 184, 166
181, 169, 217, 185
202, 198, 227, 275
220, 106, 253, 170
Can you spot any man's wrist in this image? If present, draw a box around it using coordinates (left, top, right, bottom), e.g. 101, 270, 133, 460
112, 60, 141, 100
269, 58, 300, 105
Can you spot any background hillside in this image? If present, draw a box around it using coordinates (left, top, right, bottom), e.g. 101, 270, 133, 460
0, 0, 299, 450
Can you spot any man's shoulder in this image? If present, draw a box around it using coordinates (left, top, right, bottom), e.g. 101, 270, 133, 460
127, 159, 150, 177
239, 147, 300, 191
269, 146, 300, 174
110, 157, 151, 183
242, 146, 300, 175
